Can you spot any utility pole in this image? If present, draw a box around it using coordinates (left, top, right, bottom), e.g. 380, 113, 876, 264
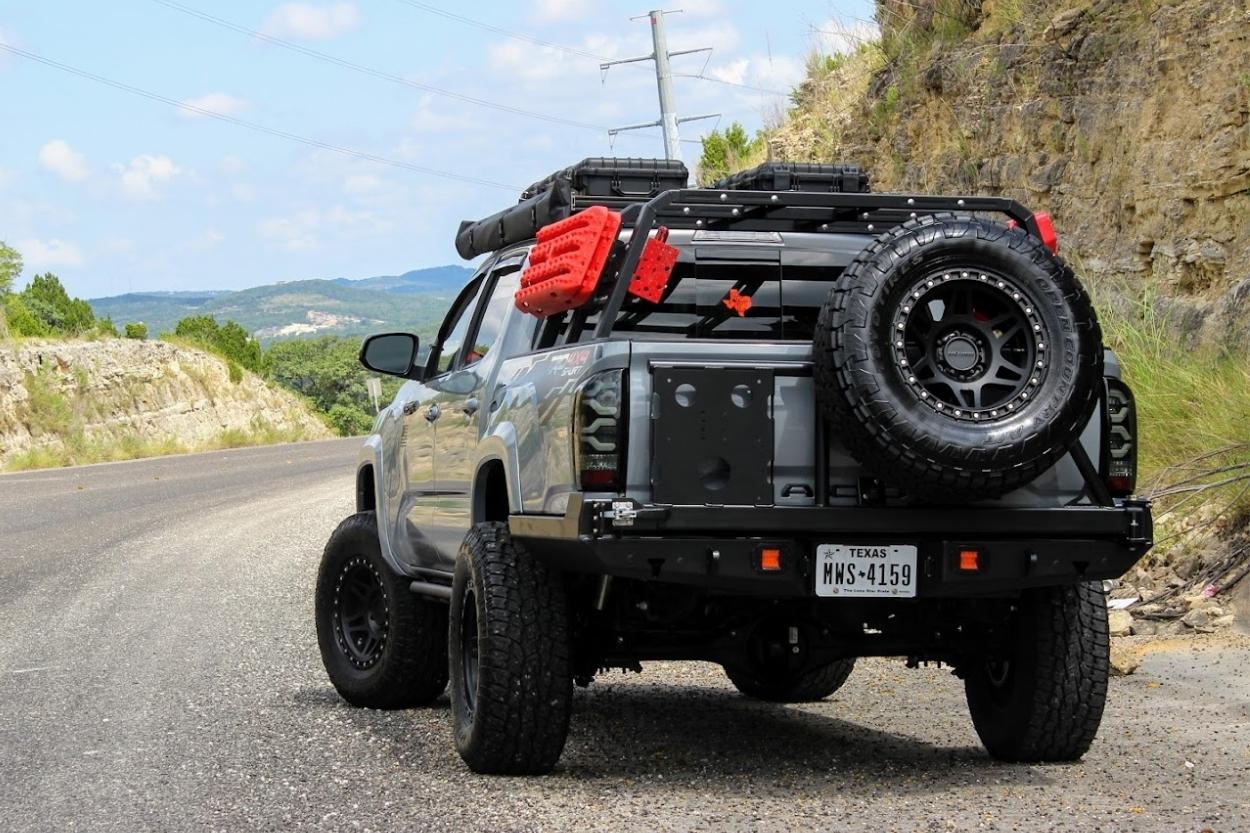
601, 10, 719, 161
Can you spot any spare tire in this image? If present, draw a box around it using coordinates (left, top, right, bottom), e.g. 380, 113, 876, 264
813, 214, 1102, 500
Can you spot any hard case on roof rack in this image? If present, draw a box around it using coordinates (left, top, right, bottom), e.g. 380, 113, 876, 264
456, 158, 688, 260
712, 162, 870, 194
523, 157, 688, 200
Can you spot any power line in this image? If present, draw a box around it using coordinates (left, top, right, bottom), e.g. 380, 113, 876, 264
391, 0, 603, 61
150, 0, 627, 136
0, 42, 521, 191
394, 0, 789, 101
672, 73, 788, 96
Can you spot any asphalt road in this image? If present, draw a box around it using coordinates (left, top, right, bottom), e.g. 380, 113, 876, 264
1, 438, 1247, 833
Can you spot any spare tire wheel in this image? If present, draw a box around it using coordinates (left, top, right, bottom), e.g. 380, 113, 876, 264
813, 215, 1102, 500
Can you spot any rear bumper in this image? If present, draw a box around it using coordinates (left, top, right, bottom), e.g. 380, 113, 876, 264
509, 496, 1153, 597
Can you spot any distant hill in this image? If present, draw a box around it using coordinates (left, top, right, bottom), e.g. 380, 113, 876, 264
332, 265, 471, 294
90, 265, 474, 342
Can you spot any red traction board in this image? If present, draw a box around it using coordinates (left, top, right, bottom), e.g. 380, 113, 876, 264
516, 206, 622, 318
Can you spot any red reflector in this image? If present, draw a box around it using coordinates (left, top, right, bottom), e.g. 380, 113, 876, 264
1007, 213, 1059, 255
580, 468, 619, 489
628, 227, 679, 303
1033, 211, 1059, 254
958, 549, 981, 572
516, 206, 621, 318
759, 548, 782, 572
1108, 475, 1132, 495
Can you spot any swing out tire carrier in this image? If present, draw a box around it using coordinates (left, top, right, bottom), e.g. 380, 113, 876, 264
318, 157, 1154, 775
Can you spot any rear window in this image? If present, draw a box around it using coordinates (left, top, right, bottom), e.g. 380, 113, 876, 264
609, 260, 837, 341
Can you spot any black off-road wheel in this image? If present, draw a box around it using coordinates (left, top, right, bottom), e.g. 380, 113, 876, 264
964, 582, 1110, 762
725, 658, 856, 703
315, 512, 448, 709
449, 522, 572, 775
814, 214, 1102, 500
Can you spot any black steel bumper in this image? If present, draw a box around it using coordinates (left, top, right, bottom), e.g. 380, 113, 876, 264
509, 496, 1154, 598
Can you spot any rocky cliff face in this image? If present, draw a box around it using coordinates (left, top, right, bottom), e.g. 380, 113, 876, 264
0, 339, 331, 466
773, 0, 1250, 345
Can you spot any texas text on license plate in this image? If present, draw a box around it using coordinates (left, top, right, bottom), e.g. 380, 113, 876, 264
814, 544, 918, 598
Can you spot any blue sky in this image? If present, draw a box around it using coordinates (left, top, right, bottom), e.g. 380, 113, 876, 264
0, 0, 875, 298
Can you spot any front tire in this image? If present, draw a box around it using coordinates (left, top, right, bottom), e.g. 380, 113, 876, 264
964, 582, 1110, 762
449, 522, 572, 775
315, 512, 449, 709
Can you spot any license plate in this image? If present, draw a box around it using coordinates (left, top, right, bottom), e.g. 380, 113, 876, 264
815, 544, 918, 598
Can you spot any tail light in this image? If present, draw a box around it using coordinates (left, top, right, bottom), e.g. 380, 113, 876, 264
1103, 378, 1137, 497
574, 369, 627, 491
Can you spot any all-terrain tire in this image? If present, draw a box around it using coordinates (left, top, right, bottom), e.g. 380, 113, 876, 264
449, 522, 573, 775
813, 214, 1102, 500
725, 657, 856, 703
964, 581, 1110, 762
315, 512, 449, 709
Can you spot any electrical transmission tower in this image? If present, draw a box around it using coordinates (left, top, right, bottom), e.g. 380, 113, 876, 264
600, 9, 719, 161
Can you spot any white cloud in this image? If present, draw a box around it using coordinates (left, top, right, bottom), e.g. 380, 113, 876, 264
219, 154, 247, 175
18, 238, 84, 269
813, 19, 880, 56
178, 92, 250, 119
191, 229, 226, 251
531, 0, 591, 24
261, 2, 361, 40
343, 173, 383, 195
38, 140, 90, 183
0, 26, 19, 71
114, 154, 184, 200
230, 182, 258, 202
259, 209, 322, 251
258, 205, 393, 251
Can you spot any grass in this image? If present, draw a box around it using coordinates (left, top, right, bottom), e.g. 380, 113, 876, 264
3, 421, 317, 472
1097, 290, 1250, 484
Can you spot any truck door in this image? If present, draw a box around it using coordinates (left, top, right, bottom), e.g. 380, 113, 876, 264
396, 273, 485, 570
425, 257, 524, 562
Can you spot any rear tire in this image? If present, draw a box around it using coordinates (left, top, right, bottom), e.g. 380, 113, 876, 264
315, 512, 448, 709
964, 582, 1110, 762
725, 658, 856, 703
449, 522, 572, 775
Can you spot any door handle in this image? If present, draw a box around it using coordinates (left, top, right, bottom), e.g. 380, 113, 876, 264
461, 397, 480, 417
402, 400, 418, 416
424, 403, 441, 423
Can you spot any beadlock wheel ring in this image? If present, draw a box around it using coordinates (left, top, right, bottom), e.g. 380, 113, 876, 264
332, 555, 390, 669
893, 270, 1049, 423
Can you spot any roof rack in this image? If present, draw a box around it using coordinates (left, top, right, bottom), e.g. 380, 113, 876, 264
453, 160, 1044, 305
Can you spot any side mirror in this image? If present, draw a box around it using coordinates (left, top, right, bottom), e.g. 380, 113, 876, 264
359, 333, 423, 380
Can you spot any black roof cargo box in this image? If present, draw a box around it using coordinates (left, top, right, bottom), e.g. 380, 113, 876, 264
712, 162, 870, 194
524, 157, 688, 200
456, 158, 689, 260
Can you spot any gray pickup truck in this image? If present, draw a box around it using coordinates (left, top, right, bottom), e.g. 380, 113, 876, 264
315, 158, 1152, 775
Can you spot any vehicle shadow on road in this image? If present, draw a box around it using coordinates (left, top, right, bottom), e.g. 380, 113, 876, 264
557, 680, 1059, 788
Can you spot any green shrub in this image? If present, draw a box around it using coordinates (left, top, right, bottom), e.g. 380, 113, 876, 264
4, 294, 50, 337
328, 403, 373, 436
227, 360, 243, 384
170, 314, 263, 371
20, 273, 96, 336
124, 321, 148, 340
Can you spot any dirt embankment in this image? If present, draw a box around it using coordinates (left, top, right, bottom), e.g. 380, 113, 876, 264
773, 0, 1250, 346
0, 339, 331, 467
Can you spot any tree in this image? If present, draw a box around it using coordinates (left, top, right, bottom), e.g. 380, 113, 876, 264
19, 273, 96, 336
0, 241, 21, 295
171, 314, 263, 372
698, 122, 765, 185
124, 321, 148, 340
